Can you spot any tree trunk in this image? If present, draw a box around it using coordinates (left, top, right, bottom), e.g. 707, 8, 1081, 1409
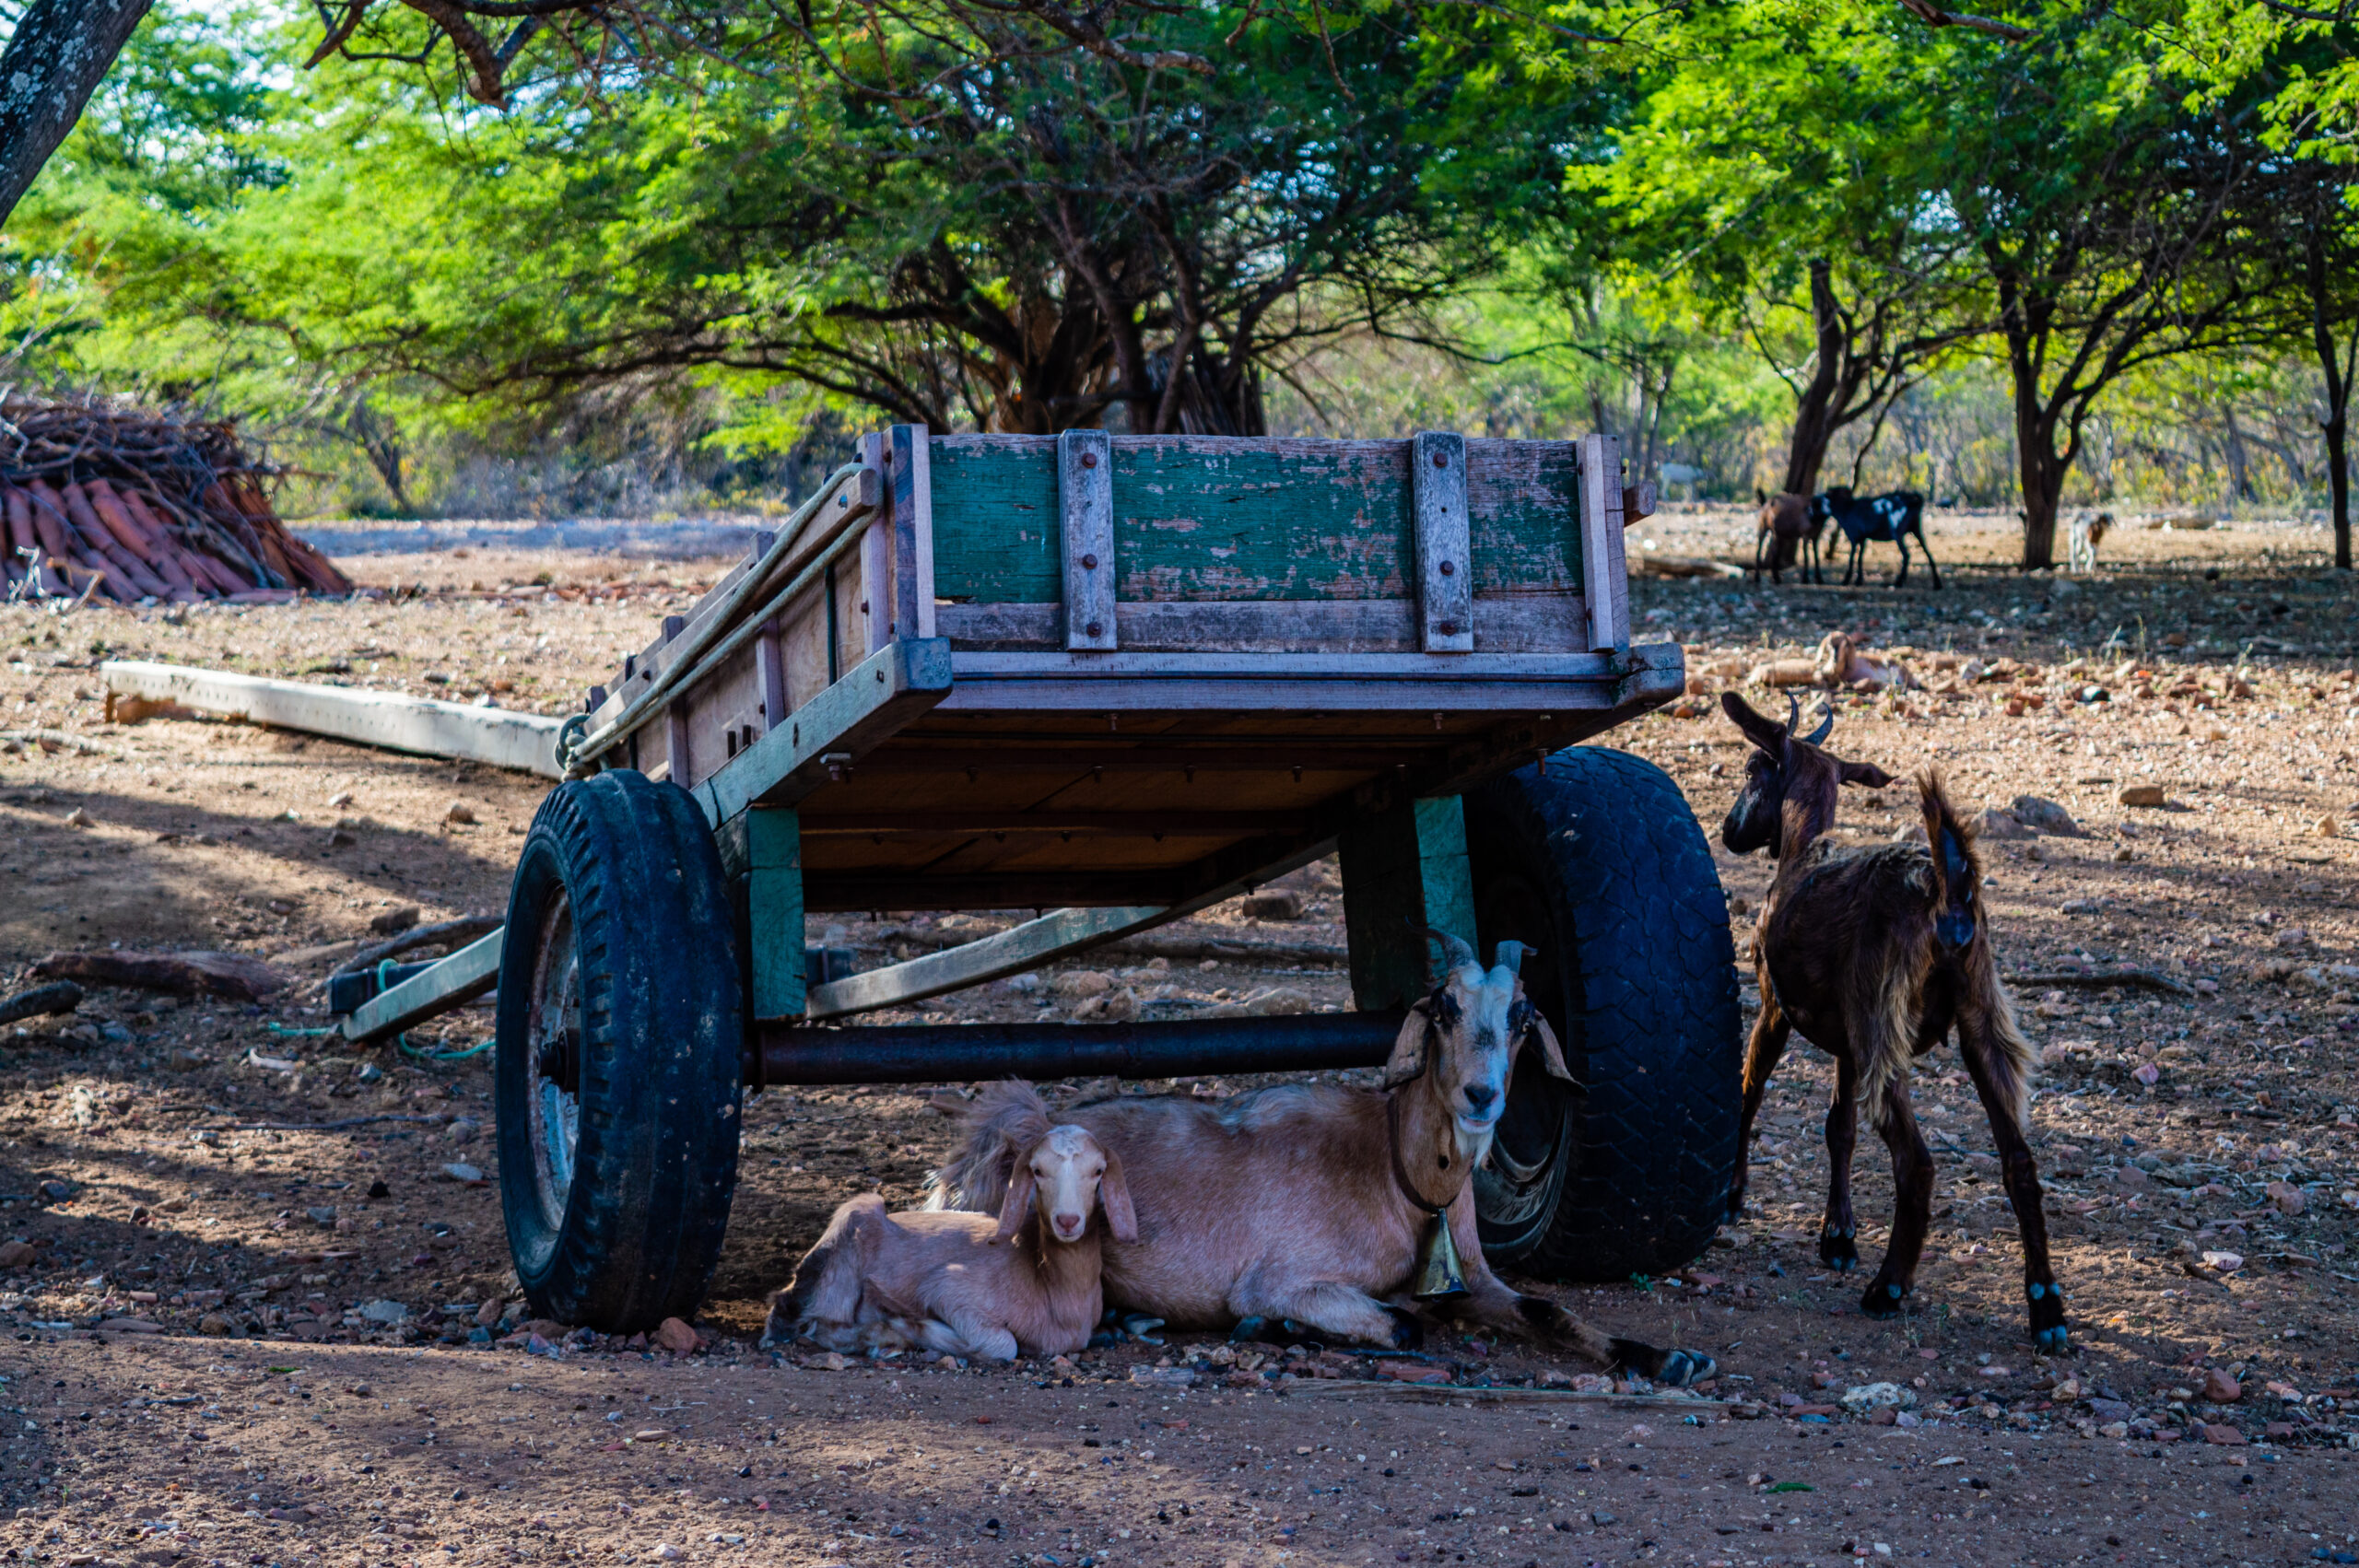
1781, 258, 1845, 496
2307, 226, 2353, 572
0, 0, 153, 228
1999, 281, 2063, 569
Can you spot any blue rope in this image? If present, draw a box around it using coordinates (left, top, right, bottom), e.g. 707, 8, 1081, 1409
263, 1023, 337, 1038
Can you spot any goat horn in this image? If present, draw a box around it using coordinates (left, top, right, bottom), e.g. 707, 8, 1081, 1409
1412, 924, 1477, 972
1782, 693, 1801, 735
1492, 940, 1531, 976
1804, 704, 1834, 745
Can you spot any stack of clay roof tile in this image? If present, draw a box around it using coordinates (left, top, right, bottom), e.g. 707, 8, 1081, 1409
0, 395, 352, 604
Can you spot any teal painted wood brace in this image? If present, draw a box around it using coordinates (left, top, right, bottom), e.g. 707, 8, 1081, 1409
1337, 790, 1478, 1012
747, 807, 805, 1019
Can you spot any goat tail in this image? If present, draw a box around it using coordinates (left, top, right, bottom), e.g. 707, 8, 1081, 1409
921, 1079, 1052, 1213
1920, 769, 2039, 1129
1918, 770, 1980, 954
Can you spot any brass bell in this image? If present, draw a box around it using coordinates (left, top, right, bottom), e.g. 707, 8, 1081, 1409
1409, 1207, 1469, 1301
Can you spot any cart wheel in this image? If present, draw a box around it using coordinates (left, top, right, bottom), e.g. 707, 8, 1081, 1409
1462, 746, 1742, 1281
495, 769, 745, 1332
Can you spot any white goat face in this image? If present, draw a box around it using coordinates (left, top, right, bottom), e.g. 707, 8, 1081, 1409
1383, 941, 1574, 1169
997, 1124, 1140, 1245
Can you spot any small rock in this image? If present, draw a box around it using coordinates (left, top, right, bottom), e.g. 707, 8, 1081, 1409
328, 790, 355, 808
2201, 1250, 2245, 1274
63, 806, 91, 828
1069, 989, 1140, 1024
441, 1163, 485, 1184
370, 906, 421, 936
1839, 1382, 1917, 1412
475, 1299, 506, 1328
197, 1313, 230, 1337
1375, 1361, 1451, 1385
2316, 814, 2341, 838
37, 1178, 77, 1202
1052, 970, 1112, 999
445, 802, 478, 825
1240, 888, 1305, 921
654, 1316, 699, 1355
0, 1240, 35, 1269
2265, 1180, 2306, 1216
2009, 795, 2082, 836
1975, 807, 2036, 842
358, 1299, 410, 1325
446, 1117, 480, 1143
2202, 1369, 2243, 1403
652, 1545, 684, 1562
2199, 1422, 2248, 1446
306, 1206, 338, 1227
2118, 784, 2170, 808
2088, 1398, 2134, 1423
2132, 1062, 2162, 1086
1591, 1510, 1617, 1527
357, 1064, 384, 1085
800, 1352, 850, 1371
1130, 1365, 1197, 1388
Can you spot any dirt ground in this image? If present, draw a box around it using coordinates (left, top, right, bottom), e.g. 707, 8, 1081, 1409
1, 503, 2357, 1567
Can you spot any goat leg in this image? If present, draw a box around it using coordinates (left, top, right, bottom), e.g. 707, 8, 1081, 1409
1726, 1001, 1792, 1220
1916, 529, 1943, 591
1958, 1006, 2067, 1352
1819, 1054, 1862, 1272
1238, 1281, 1418, 1351
1860, 1080, 1936, 1319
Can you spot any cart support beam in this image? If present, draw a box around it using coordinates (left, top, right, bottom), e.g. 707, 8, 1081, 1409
1337, 785, 1476, 1011
746, 808, 805, 1019
342, 930, 504, 1044
804, 903, 1165, 1022
756, 1010, 1403, 1086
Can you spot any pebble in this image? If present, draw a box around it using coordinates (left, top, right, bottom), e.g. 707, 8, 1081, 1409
2202, 1369, 2242, 1403
1975, 807, 2035, 842
2009, 795, 2081, 836
446, 1118, 480, 1143
445, 802, 478, 825
1052, 971, 1112, 999
2199, 1421, 2248, 1446
370, 906, 421, 935
2265, 1180, 2306, 1216
442, 1163, 486, 1184
2118, 784, 2169, 808
655, 1316, 698, 1355
1240, 888, 1305, 921
63, 807, 91, 828
306, 1206, 337, 1227
652, 1544, 684, 1561
1129, 1365, 1196, 1388
358, 1299, 410, 1325
801, 1352, 850, 1371
1839, 1382, 1916, 1412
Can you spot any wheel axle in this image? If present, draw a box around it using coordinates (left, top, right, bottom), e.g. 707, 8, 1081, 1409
750, 1011, 1403, 1087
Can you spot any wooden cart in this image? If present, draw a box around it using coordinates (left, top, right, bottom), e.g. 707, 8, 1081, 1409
346, 428, 1743, 1332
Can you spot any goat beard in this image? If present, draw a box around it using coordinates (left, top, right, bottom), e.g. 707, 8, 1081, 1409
1452, 1118, 1498, 1178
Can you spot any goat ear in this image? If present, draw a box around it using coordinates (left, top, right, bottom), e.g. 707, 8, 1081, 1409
993, 1156, 1038, 1244
1381, 1000, 1433, 1089
1097, 1148, 1140, 1244
1528, 1011, 1575, 1082
1839, 760, 1895, 789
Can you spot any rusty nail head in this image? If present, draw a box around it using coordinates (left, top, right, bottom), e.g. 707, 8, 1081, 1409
1438, 621, 1459, 636
1081, 553, 1099, 569
1086, 620, 1104, 638
1432, 451, 1448, 467
1438, 560, 1454, 576
1082, 451, 1097, 468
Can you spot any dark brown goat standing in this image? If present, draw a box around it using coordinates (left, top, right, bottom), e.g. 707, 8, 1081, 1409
1752, 489, 1825, 585
1719, 692, 2065, 1351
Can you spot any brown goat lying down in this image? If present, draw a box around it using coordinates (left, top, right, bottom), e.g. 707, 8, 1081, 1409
766, 1119, 1135, 1362
928, 939, 1717, 1387
1719, 692, 2065, 1351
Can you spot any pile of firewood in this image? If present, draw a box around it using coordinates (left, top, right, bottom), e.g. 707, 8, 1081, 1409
0, 396, 352, 604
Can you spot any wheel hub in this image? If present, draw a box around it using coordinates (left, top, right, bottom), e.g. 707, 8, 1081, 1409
524, 892, 582, 1226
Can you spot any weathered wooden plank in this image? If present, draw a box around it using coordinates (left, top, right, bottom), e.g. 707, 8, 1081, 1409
1579, 433, 1630, 652
692, 638, 956, 825
1411, 432, 1473, 653
928, 436, 1585, 606
888, 424, 937, 639
100, 661, 566, 778
747, 808, 805, 1021
1337, 785, 1476, 1012
341, 930, 503, 1044
804, 904, 1167, 1020
935, 596, 1588, 653
936, 649, 1630, 713
1058, 428, 1117, 650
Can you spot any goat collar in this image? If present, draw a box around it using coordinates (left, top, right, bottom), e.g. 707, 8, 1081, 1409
1386, 1091, 1460, 1215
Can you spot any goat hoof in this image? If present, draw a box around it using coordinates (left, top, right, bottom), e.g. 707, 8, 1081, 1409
1228, 1316, 1269, 1345
2034, 1324, 2071, 1352
1385, 1308, 1425, 1352
1121, 1314, 1167, 1346
1860, 1280, 1909, 1319
1654, 1350, 1717, 1388
1819, 1227, 1859, 1271
2026, 1281, 2068, 1351
1087, 1330, 1119, 1349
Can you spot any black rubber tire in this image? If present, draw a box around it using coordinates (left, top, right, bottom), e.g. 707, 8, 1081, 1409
495, 769, 745, 1332
1463, 746, 1743, 1281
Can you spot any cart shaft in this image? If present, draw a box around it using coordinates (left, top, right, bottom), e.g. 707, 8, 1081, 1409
751, 1010, 1402, 1087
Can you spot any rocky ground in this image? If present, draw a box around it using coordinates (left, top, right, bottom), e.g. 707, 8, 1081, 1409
0, 505, 2354, 1567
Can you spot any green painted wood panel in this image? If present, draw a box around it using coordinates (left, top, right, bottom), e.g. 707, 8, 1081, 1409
1338, 788, 1478, 1012
925, 435, 1584, 605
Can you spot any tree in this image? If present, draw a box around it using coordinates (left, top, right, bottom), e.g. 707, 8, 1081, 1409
1577, 4, 1978, 499
0, 0, 155, 228
1935, 6, 2271, 568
